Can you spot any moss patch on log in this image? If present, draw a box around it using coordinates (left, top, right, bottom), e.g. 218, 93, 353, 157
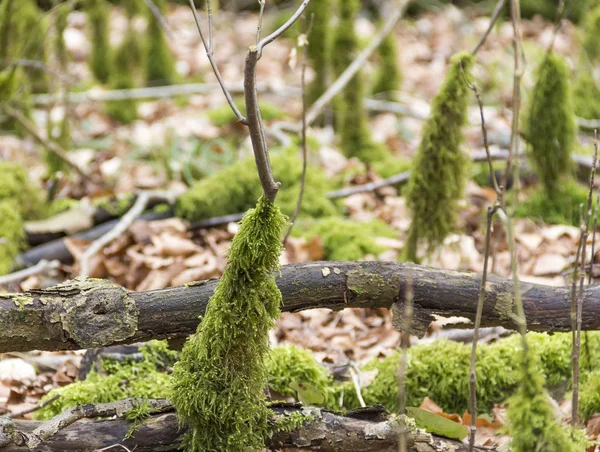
170, 197, 287, 451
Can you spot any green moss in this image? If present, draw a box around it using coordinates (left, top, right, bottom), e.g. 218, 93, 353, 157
580, 371, 600, 421
404, 52, 473, 262
506, 338, 577, 452
273, 410, 311, 433
34, 341, 177, 420
85, 0, 112, 84
0, 161, 44, 220
332, 0, 387, 164
306, 0, 333, 105
343, 332, 600, 415
94, 194, 135, 216
372, 27, 401, 100
124, 399, 153, 439
266, 344, 336, 409
207, 100, 285, 127
294, 217, 397, 261
12, 295, 34, 310
574, 69, 600, 120
175, 148, 339, 221
145, 0, 176, 86
44, 198, 80, 217
515, 180, 595, 226
524, 52, 576, 199
581, 7, 600, 62
170, 197, 287, 451
372, 154, 412, 180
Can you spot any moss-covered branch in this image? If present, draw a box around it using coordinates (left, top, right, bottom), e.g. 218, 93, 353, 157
3, 261, 600, 353
0, 399, 486, 451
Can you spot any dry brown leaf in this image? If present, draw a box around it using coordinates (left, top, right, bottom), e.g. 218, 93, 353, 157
151, 232, 200, 256
420, 396, 443, 414
532, 253, 569, 276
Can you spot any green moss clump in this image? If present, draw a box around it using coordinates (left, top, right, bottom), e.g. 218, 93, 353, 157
580, 370, 600, 421
372, 154, 412, 180
175, 148, 339, 221
34, 341, 177, 420
207, 100, 285, 127
515, 180, 595, 226
295, 217, 397, 261
524, 52, 576, 198
85, 0, 112, 84
0, 200, 26, 275
266, 344, 336, 409
306, 0, 333, 105
372, 27, 401, 99
124, 399, 152, 439
574, 69, 600, 120
0, 161, 44, 220
581, 7, 600, 62
404, 52, 473, 262
506, 339, 577, 452
145, 0, 176, 86
332, 0, 388, 164
343, 332, 600, 415
170, 197, 286, 451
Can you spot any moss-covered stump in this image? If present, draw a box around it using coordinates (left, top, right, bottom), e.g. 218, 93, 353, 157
404, 52, 473, 262
175, 148, 339, 221
170, 197, 287, 451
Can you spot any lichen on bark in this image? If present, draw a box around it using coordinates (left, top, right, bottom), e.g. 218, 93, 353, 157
404, 52, 473, 262
170, 196, 287, 451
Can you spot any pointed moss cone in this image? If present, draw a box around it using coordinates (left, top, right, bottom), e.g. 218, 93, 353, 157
306, 0, 333, 105
170, 197, 287, 451
574, 7, 600, 119
145, 0, 176, 86
506, 342, 577, 452
372, 24, 401, 100
524, 52, 576, 199
332, 0, 388, 164
405, 52, 473, 262
85, 0, 112, 84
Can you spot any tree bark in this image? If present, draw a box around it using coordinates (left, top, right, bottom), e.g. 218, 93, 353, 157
0, 261, 597, 353
0, 400, 485, 451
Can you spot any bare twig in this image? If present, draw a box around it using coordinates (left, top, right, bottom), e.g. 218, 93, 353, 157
79, 191, 176, 277
348, 366, 366, 408
188, 0, 247, 124
471, 0, 507, 55
1, 105, 98, 185
303, 0, 410, 128
0, 259, 60, 287
256, 0, 266, 45
284, 24, 310, 244
7, 395, 60, 420
143, 0, 177, 41
572, 133, 598, 427
397, 278, 413, 452
0, 59, 74, 85
256, 0, 311, 55
589, 194, 599, 284
207, 0, 214, 54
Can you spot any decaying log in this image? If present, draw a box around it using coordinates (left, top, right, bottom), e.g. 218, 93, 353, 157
0, 399, 486, 451
0, 261, 597, 353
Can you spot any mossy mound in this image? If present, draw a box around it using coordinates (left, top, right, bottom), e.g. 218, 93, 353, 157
266, 344, 337, 410
514, 180, 594, 226
524, 52, 576, 198
404, 52, 473, 262
342, 332, 600, 415
580, 370, 600, 421
207, 100, 286, 127
170, 197, 286, 451
175, 148, 339, 221
294, 217, 398, 261
34, 341, 177, 420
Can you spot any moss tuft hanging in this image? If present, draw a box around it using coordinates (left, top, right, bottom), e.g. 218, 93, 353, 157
306, 0, 333, 105
404, 52, 473, 262
85, 0, 112, 84
145, 0, 177, 86
506, 339, 577, 452
524, 52, 576, 199
170, 196, 287, 451
332, 0, 389, 164
372, 20, 401, 100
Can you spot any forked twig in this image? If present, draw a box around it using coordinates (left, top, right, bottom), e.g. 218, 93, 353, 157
471, 0, 507, 55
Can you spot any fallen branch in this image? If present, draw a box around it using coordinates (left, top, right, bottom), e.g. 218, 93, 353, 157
0, 259, 60, 287
1, 261, 600, 353
0, 399, 485, 451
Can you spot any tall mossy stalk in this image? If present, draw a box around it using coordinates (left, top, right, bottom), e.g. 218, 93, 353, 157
404, 52, 473, 262
506, 341, 577, 452
46, 2, 71, 176
306, 0, 333, 105
105, 4, 140, 124
170, 197, 287, 451
574, 7, 600, 119
372, 14, 401, 99
145, 0, 177, 86
85, 0, 112, 84
332, 0, 388, 164
524, 52, 576, 200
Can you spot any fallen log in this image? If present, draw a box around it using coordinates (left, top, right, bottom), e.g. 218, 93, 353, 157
0, 398, 484, 451
0, 261, 597, 353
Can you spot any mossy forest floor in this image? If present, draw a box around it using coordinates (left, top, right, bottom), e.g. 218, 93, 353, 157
1, 1, 599, 449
